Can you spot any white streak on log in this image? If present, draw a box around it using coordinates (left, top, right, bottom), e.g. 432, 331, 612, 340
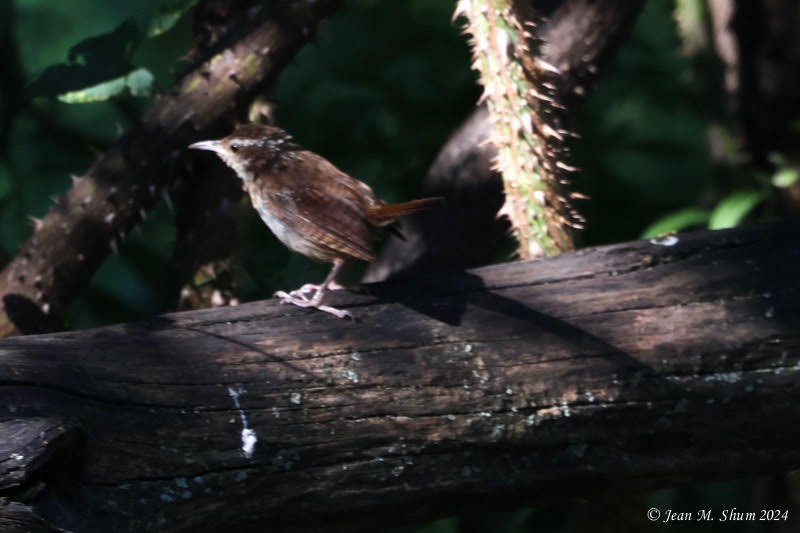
227, 387, 258, 459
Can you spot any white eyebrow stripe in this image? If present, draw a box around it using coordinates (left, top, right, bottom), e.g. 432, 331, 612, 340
231, 138, 266, 147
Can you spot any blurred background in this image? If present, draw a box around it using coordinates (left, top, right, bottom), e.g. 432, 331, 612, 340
1, 0, 797, 530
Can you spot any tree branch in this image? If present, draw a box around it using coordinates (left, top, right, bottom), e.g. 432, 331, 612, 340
366, 0, 645, 280
1, 222, 798, 531
0, 0, 344, 336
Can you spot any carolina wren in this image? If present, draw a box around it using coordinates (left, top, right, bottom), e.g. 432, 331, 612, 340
189, 124, 443, 319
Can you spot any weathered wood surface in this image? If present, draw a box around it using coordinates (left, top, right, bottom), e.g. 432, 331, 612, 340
1, 223, 799, 532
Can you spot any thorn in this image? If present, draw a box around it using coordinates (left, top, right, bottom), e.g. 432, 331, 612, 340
496, 201, 513, 221
535, 58, 560, 74
28, 216, 44, 231
556, 161, 579, 172
541, 123, 564, 141
452, 0, 468, 22
529, 88, 556, 103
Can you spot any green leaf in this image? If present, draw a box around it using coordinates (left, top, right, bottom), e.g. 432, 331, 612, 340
28, 18, 140, 100
641, 208, 710, 238
772, 167, 799, 188
708, 189, 766, 230
55, 68, 154, 103
57, 76, 127, 103
126, 68, 155, 97
146, 0, 199, 37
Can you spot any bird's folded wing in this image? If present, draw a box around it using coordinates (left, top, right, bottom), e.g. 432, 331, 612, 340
282, 185, 375, 262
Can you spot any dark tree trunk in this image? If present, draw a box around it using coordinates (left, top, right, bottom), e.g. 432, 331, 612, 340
708, 0, 800, 214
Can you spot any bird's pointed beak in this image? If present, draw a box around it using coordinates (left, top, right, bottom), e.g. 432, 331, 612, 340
188, 139, 222, 152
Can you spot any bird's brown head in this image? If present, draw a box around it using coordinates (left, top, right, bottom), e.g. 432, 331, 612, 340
189, 124, 297, 182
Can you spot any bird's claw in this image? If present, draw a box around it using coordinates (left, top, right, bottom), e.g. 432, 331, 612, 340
317, 305, 354, 320
273, 290, 354, 320
288, 284, 319, 298
274, 290, 304, 304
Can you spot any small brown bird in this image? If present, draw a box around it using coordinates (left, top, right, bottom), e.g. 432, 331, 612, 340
189, 124, 443, 319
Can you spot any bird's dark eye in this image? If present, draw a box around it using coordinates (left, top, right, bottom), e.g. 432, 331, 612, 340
230, 143, 239, 152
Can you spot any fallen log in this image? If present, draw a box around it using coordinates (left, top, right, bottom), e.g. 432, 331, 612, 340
1, 223, 798, 532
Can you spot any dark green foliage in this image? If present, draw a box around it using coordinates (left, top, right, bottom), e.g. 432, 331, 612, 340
1, 0, 781, 326
572, 0, 715, 244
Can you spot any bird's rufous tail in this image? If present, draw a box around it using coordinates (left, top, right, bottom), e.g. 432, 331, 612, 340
366, 197, 445, 226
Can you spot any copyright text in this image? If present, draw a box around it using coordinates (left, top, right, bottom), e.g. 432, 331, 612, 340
647, 507, 788, 523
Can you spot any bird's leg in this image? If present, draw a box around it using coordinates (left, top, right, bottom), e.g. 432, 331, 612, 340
274, 258, 353, 319
283, 263, 343, 302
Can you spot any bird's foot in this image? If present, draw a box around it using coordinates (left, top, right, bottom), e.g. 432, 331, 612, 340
287, 283, 320, 299
274, 290, 354, 320
286, 282, 352, 298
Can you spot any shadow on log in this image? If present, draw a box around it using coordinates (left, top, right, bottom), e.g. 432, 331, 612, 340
1, 223, 799, 532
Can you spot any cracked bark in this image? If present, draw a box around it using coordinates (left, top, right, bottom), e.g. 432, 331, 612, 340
0, 0, 345, 336
1, 222, 798, 532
